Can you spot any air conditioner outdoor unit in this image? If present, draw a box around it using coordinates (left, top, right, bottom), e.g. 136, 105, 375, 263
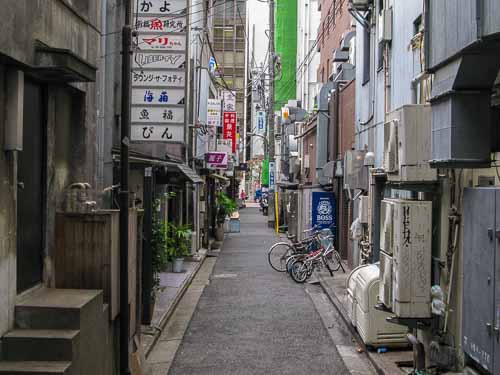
351, 0, 371, 11
378, 8, 393, 43
388, 199, 432, 318
344, 150, 368, 190
383, 105, 437, 182
350, 264, 408, 347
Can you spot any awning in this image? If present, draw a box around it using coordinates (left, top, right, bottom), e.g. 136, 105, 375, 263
210, 174, 229, 182
176, 163, 203, 184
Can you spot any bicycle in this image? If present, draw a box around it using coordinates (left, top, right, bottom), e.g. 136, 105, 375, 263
289, 236, 345, 283
267, 225, 323, 272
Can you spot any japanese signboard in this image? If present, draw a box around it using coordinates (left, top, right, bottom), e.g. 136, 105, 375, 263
217, 139, 232, 154
136, 34, 186, 51
136, 0, 187, 14
311, 192, 336, 230
269, 161, 276, 192
132, 88, 185, 105
206, 152, 228, 169
255, 111, 266, 134
131, 124, 184, 141
223, 112, 237, 153
131, 106, 184, 123
132, 70, 185, 86
135, 16, 186, 33
222, 90, 236, 112
207, 99, 222, 127
132, 0, 188, 143
133, 53, 186, 69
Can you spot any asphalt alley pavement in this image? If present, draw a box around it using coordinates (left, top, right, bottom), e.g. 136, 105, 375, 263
166, 207, 354, 375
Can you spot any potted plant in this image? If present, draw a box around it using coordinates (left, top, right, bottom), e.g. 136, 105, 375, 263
215, 192, 237, 240
150, 204, 169, 318
167, 222, 191, 273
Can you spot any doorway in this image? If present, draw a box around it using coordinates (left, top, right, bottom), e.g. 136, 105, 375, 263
17, 80, 45, 292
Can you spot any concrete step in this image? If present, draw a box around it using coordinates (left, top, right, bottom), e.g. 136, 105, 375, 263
1, 329, 79, 361
15, 288, 103, 330
0, 361, 72, 374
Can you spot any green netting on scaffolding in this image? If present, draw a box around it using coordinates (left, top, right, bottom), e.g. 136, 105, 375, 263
274, 0, 297, 111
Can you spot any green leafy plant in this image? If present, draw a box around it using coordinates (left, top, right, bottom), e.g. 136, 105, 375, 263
151, 205, 168, 300
166, 222, 192, 259
216, 192, 237, 223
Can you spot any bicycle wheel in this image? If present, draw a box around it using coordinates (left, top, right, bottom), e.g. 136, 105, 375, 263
290, 260, 309, 283
268, 242, 294, 272
324, 250, 342, 272
286, 254, 304, 274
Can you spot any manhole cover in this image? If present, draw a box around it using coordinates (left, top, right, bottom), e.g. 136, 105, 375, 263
212, 273, 238, 279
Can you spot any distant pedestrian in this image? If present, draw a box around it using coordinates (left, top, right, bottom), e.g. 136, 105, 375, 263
240, 190, 247, 204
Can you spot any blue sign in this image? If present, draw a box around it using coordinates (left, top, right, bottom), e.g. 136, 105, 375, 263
312, 192, 336, 230
269, 161, 276, 191
209, 57, 216, 75
258, 114, 264, 130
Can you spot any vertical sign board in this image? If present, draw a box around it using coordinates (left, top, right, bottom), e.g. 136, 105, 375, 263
131, 0, 188, 143
223, 112, 237, 153
311, 192, 336, 230
207, 99, 222, 127
269, 161, 276, 192
222, 91, 236, 112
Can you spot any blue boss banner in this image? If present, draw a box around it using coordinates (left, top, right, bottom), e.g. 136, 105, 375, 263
311, 192, 336, 230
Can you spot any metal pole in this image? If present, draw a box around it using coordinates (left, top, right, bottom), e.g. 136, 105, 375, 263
268, 0, 275, 159
267, 0, 276, 228
120, 1, 132, 373
141, 167, 153, 325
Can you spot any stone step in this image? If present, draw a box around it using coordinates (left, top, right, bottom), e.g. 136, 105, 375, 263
15, 288, 103, 330
0, 361, 72, 375
1, 329, 79, 362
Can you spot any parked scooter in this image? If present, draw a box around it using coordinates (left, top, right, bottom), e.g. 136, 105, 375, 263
261, 194, 269, 216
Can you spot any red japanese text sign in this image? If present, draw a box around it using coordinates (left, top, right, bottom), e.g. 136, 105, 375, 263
223, 112, 237, 153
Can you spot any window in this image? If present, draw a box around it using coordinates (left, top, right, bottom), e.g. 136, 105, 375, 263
362, 27, 371, 84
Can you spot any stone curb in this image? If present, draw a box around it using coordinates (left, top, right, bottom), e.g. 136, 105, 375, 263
317, 273, 387, 375
144, 249, 209, 357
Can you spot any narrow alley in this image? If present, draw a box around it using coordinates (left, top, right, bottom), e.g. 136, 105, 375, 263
163, 207, 366, 374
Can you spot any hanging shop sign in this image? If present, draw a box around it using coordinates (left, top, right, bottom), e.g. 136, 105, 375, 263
207, 99, 222, 127
133, 53, 186, 69
269, 161, 276, 192
131, 124, 184, 142
136, 34, 186, 51
132, 88, 185, 105
136, 0, 187, 15
132, 0, 187, 143
217, 139, 232, 154
311, 191, 336, 230
206, 152, 228, 169
223, 112, 237, 153
222, 90, 236, 112
135, 16, 186, 33
131, 106, 184, 123
132, 69, 185, 86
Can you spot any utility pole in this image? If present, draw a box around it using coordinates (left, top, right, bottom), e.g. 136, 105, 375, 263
120, 0, 132, 373
268, 0, 275, 159
267, 0, 276, 227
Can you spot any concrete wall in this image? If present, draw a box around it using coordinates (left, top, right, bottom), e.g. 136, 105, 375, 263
0, 66, 17, 337
0, 0, 101, 331
296, 0, 321, 111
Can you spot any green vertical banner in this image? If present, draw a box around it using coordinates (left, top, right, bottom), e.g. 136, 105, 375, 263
262, 158, 269, 186
275, 0, 297, 110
